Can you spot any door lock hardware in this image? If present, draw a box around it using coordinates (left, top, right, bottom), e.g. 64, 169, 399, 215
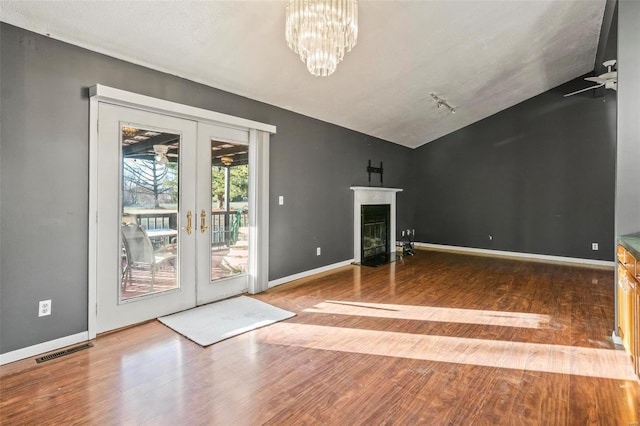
186, 210, 193, 235
200, 210, 210, 234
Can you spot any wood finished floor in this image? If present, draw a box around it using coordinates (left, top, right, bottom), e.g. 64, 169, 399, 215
2, 250, 639, 425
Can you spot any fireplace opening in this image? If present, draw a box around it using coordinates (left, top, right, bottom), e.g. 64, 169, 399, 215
361, 204, 391, 267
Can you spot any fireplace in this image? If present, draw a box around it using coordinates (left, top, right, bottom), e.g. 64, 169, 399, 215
350, 186, 403, 266
361, 205, 390, 266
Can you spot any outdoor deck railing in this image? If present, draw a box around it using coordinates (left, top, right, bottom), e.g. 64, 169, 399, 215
211, 210, 248, 247
131, 210, 248, 247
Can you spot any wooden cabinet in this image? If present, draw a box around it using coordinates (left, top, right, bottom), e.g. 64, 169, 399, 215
637, 287, 640, 375
617, 244, 639, 378
617, 264, 636, 357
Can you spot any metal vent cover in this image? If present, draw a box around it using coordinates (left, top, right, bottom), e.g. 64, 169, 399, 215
35, 342, 94, 363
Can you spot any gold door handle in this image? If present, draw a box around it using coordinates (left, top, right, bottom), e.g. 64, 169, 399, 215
200, 210, 210, 234
186, 210, 193, 235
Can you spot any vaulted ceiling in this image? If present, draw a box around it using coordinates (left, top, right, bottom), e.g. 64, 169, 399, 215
0, 1, 609, 148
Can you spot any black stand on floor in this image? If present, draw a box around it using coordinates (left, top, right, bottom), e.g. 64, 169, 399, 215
400, 231, 414, 256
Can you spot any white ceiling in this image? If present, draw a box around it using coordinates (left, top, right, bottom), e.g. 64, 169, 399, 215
0, 1, 607, 148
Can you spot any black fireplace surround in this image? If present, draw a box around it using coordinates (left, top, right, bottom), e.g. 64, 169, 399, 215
361, 204, 391, 267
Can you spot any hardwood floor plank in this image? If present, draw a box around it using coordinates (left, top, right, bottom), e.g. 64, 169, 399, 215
2, 250, 639, 425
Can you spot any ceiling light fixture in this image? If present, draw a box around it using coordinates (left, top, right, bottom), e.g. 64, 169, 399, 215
285, 0, 358, 77
220, 156, 234, 166
122, 126, 138, 137
153, 144, 169, 165
430, 93, 457, 114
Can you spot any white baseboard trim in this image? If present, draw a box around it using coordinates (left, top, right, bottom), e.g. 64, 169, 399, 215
0, 331, 89, 366
269, 259, 355, 288
414, 242, 615, 268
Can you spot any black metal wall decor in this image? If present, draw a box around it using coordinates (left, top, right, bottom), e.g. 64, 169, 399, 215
367, 160, 383, 186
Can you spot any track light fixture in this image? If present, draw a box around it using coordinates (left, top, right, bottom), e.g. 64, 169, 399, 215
430, 93, 456, 113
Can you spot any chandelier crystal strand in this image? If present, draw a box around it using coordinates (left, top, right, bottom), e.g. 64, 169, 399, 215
286, 0, 358, 77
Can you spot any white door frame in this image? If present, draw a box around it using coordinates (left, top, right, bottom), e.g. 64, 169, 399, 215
88, 85, 275, 339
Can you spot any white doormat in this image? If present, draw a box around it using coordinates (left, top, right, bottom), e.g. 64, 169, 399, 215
158, 296, 296, 347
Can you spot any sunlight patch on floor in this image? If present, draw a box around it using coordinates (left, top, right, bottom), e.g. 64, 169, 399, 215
259, 323, 636, 381
304, 301, 553, 329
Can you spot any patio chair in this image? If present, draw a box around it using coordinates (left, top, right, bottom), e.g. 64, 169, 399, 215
121, 222, 176, 291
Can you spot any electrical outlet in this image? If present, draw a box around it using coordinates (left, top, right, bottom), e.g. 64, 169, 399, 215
278, 195, 284, 205
489, 235, 493, 240
38, 300, 52, 317
316, 247, 321, 256
592, 242, 599, 251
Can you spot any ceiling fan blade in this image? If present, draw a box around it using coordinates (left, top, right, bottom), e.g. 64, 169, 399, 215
599, 71, 617, 80
585, 77, 608, 83
563, 83, 605, 97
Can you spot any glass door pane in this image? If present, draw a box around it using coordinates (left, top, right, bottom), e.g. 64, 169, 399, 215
120, 126, 181, 301
210, 140, 249, 281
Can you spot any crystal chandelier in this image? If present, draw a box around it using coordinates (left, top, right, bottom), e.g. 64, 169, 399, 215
285, 0, 358, 77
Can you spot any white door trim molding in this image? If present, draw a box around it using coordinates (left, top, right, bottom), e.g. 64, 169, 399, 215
89, 85, 276, 134
248, 129, 270, 294
88, 85, 275, 339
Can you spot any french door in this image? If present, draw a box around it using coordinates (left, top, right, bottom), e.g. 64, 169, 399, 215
90, 85, 272, 336
95, 104, 198, 333
196, 123, 250, 304
95, 106, 253, 333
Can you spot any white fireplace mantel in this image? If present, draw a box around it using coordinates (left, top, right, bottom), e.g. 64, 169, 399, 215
350, 186, 403, 263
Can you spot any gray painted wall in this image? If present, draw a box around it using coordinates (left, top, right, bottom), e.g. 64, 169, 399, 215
616, 0, 640, 237
413, 80, 617, 260
271, 123, 415, 278
0, 23, 414, 354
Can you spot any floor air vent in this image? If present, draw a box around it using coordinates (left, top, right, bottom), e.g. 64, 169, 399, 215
35, 342, 94, 363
